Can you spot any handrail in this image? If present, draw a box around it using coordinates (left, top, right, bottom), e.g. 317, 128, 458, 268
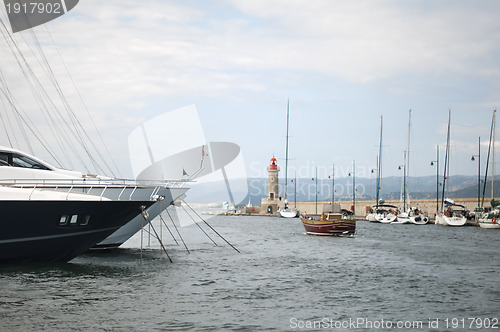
0, 179, 181, 201
129, 186, 138, 201
28, 184, 37, 200
0, 177, 192, 188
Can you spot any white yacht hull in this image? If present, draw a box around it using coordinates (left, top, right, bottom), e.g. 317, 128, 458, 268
478, 220, 500, 229
410, 215, 429, 225
435, 214, 467, 226
392, 215, 411, 224
376, 213, 397, 223
279, 208, 299, 218
395, 212, 428, 225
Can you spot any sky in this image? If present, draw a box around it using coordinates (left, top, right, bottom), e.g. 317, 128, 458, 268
1, 0, 500, 182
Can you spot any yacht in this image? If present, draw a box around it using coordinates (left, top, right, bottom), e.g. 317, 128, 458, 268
0, 186, 155, 263
0, 146, 188, 248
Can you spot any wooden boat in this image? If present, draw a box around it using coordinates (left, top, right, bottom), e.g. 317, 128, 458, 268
300, 212, 355, 235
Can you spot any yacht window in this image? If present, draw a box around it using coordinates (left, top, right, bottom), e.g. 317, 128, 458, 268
59, 215, 70, 225
12, 154, 50, 170
79, 215, 90, 226
0, 153, 9, 166
69, 215, 78, 225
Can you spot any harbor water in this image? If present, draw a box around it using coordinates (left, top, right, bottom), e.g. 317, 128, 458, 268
1, 215, 499, 331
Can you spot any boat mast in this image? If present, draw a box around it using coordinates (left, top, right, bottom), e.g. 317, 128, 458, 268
376, 115, 383, 205
284, 99, 290, 204
441, 110, 451, 212
493, 110, 496, 201
401, 150, 407, 211
406, 109, 411, 208
482, 109, 496, 207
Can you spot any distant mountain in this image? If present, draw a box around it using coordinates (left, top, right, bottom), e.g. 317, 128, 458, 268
185, 176, 500, 205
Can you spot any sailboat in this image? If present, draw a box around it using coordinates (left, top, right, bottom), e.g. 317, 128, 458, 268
435, 111, 467, 226
365, 116, 398, 223
478, 110, 500, 229
278, 100, 298, 218
393, 110, 428, 225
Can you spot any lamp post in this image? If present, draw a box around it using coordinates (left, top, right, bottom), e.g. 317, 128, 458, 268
471, 136, 481, 208
311, 167, 318, 215
328, 164, 335, 212
290, 170, 297, 209
430, 145, 439, 216
398, 151, 407, 212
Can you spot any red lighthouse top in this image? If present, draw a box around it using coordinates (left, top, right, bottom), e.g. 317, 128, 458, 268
267, 156, 279, 171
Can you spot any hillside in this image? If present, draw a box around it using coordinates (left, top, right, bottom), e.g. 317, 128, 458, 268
185, 175, 500, 205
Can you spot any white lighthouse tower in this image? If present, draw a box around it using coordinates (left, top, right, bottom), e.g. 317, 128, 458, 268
260, 156, 280, 214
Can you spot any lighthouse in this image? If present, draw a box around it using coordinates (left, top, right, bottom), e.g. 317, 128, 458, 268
267, 156, 280, 200
260, 156, 280, 214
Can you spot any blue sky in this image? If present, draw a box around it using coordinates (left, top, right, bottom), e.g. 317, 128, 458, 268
1, 0, 500, 181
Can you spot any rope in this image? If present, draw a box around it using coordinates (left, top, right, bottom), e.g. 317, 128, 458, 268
181, 203, 218, 246
165, 208, 190, 254
141, 207, 173, 263
159, 212, 178, 245
182, 200, 240, 254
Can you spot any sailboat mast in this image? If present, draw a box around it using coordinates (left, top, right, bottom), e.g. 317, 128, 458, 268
406, 109, 411, 208
441, 110, 451, 212
377, 115, 383, 205
482, 109, 495, 207
284, 99, 290, 201
493, 110, 496, 200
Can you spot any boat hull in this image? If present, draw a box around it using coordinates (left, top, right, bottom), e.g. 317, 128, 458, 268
94, 187, 188, 248
435, 214, 467, 226
478, 220, 500, 229
0, 200, 154, 263
376, 213, 397, 223
279, 208, 299, 218
300, 217, 355, 235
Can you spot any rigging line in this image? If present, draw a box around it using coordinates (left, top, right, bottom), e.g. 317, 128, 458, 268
45, 26, 122, 178
0, 25, 33, 154
0, 68, 68, 168
180, 203, 218, 246
17, 28, 77, 167
0, 18, 81, 168
165, 208, 190, 254
159, 212, 179, 245
0, 95, 13, 147
0, 84, 31, 153
0, 85, 65, 166
182, 200, 240, 254
158, 199, 178, 245
28, 28, 116, 177
22, 27, 99, 171
0, 19, 93, 173
141, 207, 173, 263
0, 73, 19, 148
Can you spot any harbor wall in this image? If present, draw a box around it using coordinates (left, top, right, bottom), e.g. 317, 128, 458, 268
280, 198, 489, 217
